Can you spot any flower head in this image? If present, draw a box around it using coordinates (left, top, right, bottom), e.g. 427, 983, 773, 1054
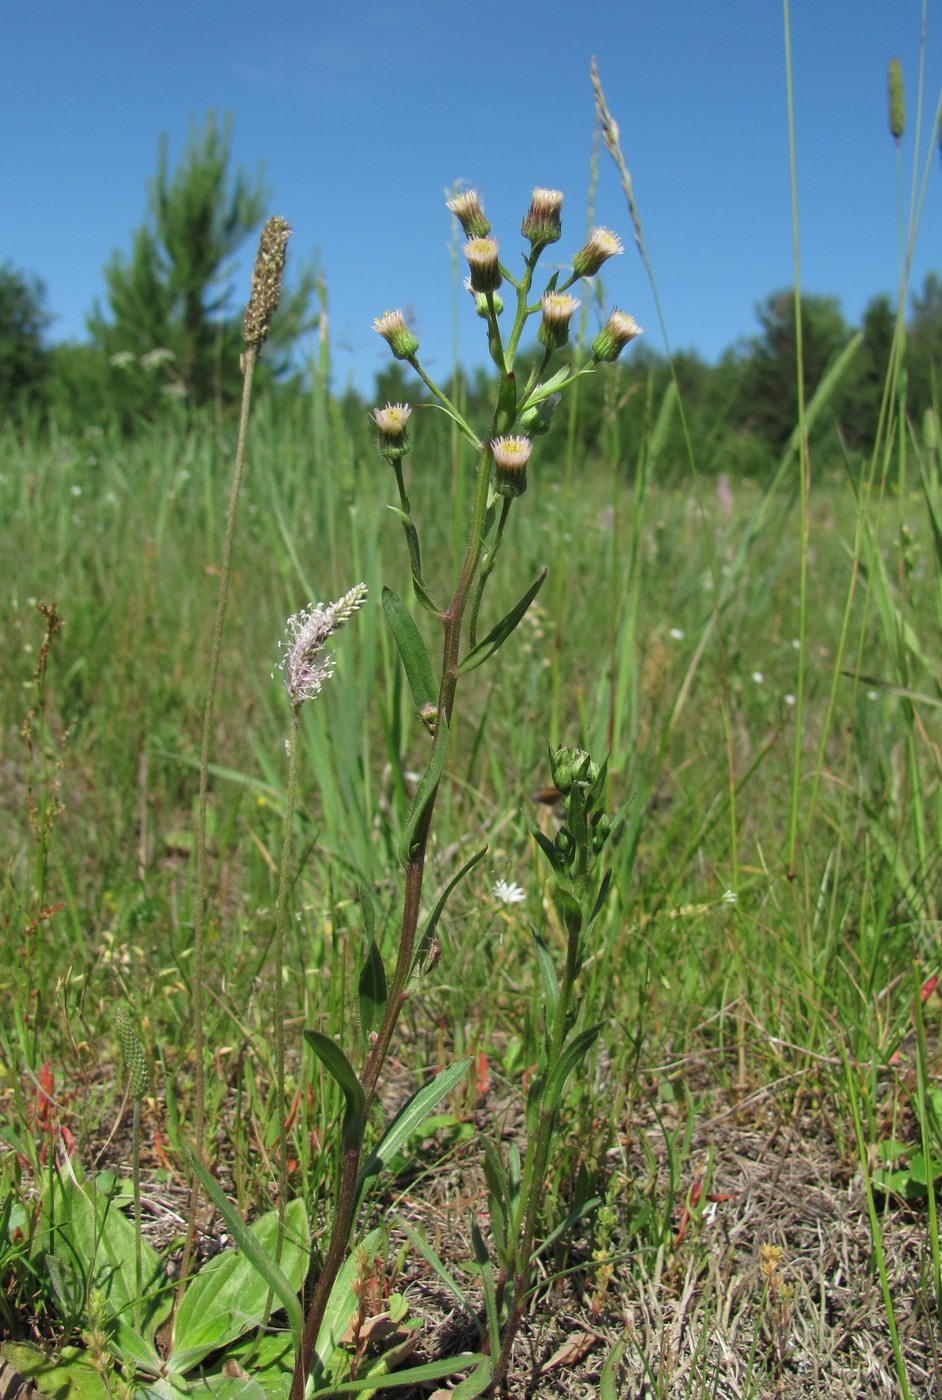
243, 216, 291, 348
517, 392, 562, 438
521, 187, 564, 248
571, 226, 623, 279
372, 401, 412, 462
446, 188, 491, 239
590, 309, 642, 363
493, 879, 526, 905
374, 309, 419, 360
464, 278, 504, 319
279, 584, 368, 708
464, 237, 501, 294
537, 292, 580, 351
490, 435, 532, 498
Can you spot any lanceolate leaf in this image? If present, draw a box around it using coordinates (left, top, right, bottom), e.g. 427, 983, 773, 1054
457, 569, 548, 676
358, 938, 387, 1050
398, 713, 449, 865
303, 1031, 367, 1153
382, 587, 439, 714
356, 1058, 472, 1205
183, 1149, 303, 1343
531, 931, 559, 1028
544, 1023, 604, 1116
415, 846, 488, 968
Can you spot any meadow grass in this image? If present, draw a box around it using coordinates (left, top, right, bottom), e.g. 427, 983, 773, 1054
2, 365, 940, 1392
2, 38, 942, 1399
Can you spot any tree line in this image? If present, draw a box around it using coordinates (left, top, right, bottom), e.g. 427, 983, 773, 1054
1, 113, 939, 476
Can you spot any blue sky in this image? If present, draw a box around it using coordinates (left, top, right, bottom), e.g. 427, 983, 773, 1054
4, 2, 941, 397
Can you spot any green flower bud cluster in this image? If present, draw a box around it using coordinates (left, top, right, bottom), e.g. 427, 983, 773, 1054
116, 1007, 150, 1100
542, 745, 614, 878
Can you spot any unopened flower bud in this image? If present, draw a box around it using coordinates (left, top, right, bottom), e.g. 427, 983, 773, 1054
572, 227, 623, 279
550, 745, 599, 794
888, 58, 905, 142
116, 1008, 151, 1100
591, 309, 642, 362
490, 435, 532, 498
446, 188, 492, 239
522, 187, 564, 248
464, 238, 501, 294
374, 309, 420, 360
242, 216, 291, 349
465, 278, 504, 318
517, 392, 562, 437
537, 292, 580, 350
372, 402, 412, 461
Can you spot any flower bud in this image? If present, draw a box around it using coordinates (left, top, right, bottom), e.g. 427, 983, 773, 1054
517, 392, 562, 437
537, 292, 580, 351
590, 309, 642, 362
522, 187, 564, 248
446, 189, 492, 238
242, 216, 291, 349
550, 745, 599, 794
465, 278, 504, 318
490, 435, 532, 498
464, 238, 501, 294
374, 309, 420, 360
571, 227, 623, 279
372, 402, 412, 461
888, 57, 905, 142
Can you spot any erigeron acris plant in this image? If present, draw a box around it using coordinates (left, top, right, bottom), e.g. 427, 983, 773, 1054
277, 186, 640, 1398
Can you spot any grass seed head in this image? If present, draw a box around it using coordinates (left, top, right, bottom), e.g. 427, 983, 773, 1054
115, 1007, 150, 1100
888, 57, 905, 142
242, 215, 291, 348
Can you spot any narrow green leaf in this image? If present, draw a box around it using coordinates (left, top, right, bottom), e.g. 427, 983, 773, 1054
415, 846, 488, 969
315, 1353, 488, 1395
358, 883, 376, 943
523, 810, 561, 871
382, 587, 438, 714
398, 713, 449, 865
532, 932, 559, 1026
356, 1059, 472, 1204
600, 1330, 630, 1400
397, 1219, 473, 1313
169, 1198, 308, 1372
544, 1023, 604, 1116
303, 1031, 367, 1152
457, 569, 548, 676
358, 939, 387, 1051
496, 369, 517, 428
183, 1149, 303, 1343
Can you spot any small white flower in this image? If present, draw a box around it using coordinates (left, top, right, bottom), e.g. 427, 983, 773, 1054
722, 889, 737, 904
866, 689, 879, 701
278, 583, 368, 707
493, 879, 525, 905
70, 484, 82, 497
669, 627, 684, 640
751, 671, 764, 684
784, 693, 796, 707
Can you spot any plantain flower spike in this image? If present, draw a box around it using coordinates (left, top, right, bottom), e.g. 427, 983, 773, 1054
887, 57, 905, 143
446, 188, 492, 239
374, 309, 420, 360
243, 216, 291, 349
522, 187, 564, 249
116, 1008, 151, 1100
591, 309, 642, 362
279, 584, 368, 709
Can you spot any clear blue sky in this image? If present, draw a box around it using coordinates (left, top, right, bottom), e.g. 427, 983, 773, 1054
4, 1, 941, 397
